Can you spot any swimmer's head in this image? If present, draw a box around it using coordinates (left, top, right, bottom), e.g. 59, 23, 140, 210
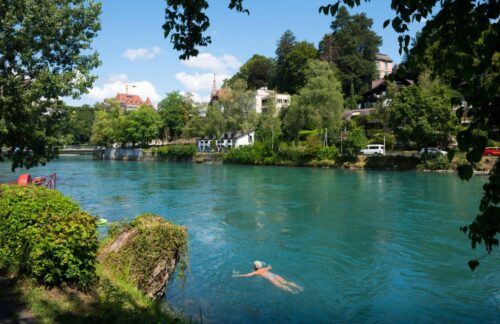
254, 260, 263, 270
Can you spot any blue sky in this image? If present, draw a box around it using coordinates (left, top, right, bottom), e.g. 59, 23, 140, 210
69, 0, 425, 106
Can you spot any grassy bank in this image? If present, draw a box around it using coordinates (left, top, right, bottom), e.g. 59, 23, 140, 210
219, 145, 496, 173
12, 264, 185, 324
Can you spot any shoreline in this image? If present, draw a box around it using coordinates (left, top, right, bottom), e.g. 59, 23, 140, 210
91, 148, 495, 175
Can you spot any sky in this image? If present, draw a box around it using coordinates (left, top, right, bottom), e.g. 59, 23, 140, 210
67, 0, 426, 107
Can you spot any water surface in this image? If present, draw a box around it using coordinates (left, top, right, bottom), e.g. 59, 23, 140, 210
1, 157, 498, 323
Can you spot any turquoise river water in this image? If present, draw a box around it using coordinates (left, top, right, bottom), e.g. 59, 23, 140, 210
1, 157, 499, 323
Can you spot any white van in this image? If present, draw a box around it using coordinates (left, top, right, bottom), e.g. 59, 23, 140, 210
361, 144, 385, 155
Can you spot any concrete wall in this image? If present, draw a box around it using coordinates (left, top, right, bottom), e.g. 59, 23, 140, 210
104, 148, 144, 161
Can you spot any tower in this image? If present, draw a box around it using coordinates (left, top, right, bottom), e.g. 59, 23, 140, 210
211, 73, 217, 98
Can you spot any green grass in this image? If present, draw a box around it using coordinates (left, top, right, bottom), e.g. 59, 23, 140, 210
16, 264, 187, 324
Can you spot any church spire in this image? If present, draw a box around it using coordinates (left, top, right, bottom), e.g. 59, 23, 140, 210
211, 73, 217, 97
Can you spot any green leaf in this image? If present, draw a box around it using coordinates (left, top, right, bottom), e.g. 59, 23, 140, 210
468, 259, 479, 271
458, 164, 474, 181
383, 19, 390, 28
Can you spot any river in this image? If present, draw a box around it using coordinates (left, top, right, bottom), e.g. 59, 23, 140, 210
1, 157, 499, 323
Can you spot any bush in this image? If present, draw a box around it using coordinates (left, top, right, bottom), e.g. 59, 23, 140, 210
316, 146, 339, 160
155, 145, 197, 159
277, 143, 316, 164
417, 154, 451, 170
0, 185, 98, 290
224, 145, 261, 164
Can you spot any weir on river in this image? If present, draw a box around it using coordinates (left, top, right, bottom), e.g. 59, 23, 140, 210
1, 156, 498, 323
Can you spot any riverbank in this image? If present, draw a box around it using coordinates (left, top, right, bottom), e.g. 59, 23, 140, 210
101, 147, 495, 174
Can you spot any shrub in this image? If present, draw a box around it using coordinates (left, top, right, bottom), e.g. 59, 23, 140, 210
343, 127, 369, 157
0, 185, 98, 290
277, 143, 317, 164
224, 145, 260, 164
417, 154, 451, 170
155, 145, 197, 159
316, 146, 339, 160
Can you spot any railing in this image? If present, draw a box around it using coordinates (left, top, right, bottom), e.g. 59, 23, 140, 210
44, 173, 56, 190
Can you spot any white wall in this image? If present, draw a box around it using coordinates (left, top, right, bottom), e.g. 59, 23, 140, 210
235, 132, 254, 147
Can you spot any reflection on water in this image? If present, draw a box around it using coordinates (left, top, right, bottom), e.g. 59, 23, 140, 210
1, 157, 499, 323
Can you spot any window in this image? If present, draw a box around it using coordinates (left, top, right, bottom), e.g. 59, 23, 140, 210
385, 62, 388, 71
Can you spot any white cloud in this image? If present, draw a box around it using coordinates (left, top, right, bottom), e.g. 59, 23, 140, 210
122, 46, 161, 61
87, 74, 161, 104
181, 53, 241, 74
175, 72, 230, 93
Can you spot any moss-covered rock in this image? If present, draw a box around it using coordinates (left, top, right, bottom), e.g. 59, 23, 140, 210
99, 214, 188, 299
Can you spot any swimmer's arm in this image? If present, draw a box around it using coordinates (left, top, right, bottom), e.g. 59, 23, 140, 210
232, 271, 257, 277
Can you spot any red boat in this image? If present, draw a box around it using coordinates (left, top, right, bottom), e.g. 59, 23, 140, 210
15, 173, 57, 189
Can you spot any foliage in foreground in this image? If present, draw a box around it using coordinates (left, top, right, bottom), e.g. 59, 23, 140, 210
17, 265, 185, 324
0, 0, 101, 170
0, 185, 98, 290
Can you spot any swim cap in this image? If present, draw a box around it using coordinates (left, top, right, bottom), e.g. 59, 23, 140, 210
254, 260, 263, 269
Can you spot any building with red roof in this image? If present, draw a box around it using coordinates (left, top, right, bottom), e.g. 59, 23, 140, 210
115, 93, 152, 111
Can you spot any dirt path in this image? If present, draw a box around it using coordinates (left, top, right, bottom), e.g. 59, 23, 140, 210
0, 276, 36, 324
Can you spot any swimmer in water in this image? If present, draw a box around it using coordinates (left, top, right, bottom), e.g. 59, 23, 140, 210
233, 261, 303, 293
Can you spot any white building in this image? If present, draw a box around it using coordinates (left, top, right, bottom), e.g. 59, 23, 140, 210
197, 131, 255, 152
255, 87, 291, 114
375, 54, 393, 79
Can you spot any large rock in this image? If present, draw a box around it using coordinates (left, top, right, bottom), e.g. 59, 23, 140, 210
99, 214, 188, 299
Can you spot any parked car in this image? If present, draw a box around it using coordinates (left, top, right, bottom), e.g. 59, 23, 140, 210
483, 147, 500, 156
419, 147, 447, 156
361, 144, 385, 155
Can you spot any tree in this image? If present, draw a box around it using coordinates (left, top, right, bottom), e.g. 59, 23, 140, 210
344, 123, 368, 157
218, 79, 258, 134
276, 41, 318, 94
299, 60, 344, 136
182, 104, 206, 138
240, 55, 275, 90
225, 54, 275, 90
158, 91, 194, 140
271, 30, 297, 92
0, 0, 101, 170
204, 104, 225, 139
90, 100, 122, 147
281, 60, 344, 142
390, 74, 457, 149
60, 105, 96, 144
124, 106, 162, 148
319, 7, 381, 96
256, 104, 282, 151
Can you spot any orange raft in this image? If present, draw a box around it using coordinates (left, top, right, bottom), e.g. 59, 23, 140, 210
16, 173, 56, 189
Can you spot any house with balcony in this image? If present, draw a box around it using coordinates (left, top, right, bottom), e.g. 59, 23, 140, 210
255, 87, 291, 115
